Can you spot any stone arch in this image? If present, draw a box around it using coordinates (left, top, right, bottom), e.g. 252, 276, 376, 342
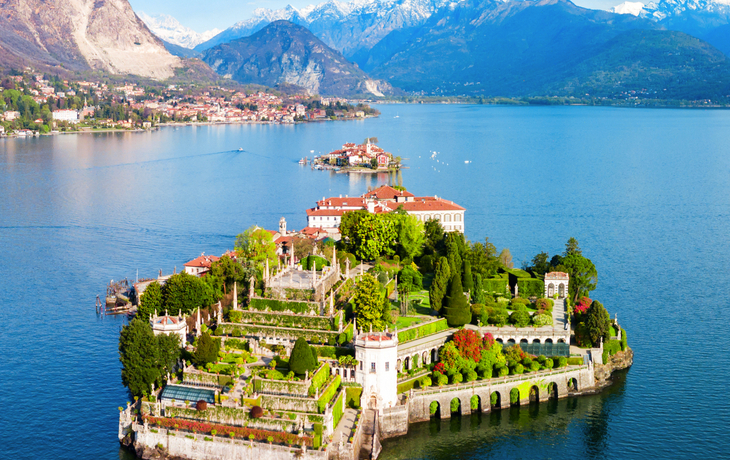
396, 359, 402, 372
558, 283, 565, 298
422, 351, 429, 366
529, 385, 539, 403
490, 391, 501, 408
568, 378, 578, 391
470, 395, 481, 413
547, 283, 555, 297
520, 339, 529, 346
413, 353, 420, 369
404, 356, 410, 370
431, 348, 438, 363
558, 338, 566, 344
547, 382, 558, 399
510, 388, 520, 406
429, 400, 441, 418
532, 338, 541, 344
450, 397, 461, 415
506, 339, 516, 347
496, 338, 503, 344
545, 338, 553, 344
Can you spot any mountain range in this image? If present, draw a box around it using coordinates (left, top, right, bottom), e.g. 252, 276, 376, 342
138, 12, 221, 49
201, 20, 394, 96
0, 0, 181, 79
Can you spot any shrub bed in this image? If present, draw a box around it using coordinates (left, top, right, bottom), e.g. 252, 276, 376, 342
228, 310, 342, 331
345, 386, 362, 409
397, 318, 448, 343
216, 323, 341, 343
249, 298, 319, 315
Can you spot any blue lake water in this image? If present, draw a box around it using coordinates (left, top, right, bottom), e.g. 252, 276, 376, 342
1, 104, 729, 459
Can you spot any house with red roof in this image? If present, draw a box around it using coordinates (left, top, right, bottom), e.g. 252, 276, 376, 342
183, 253, 220, 277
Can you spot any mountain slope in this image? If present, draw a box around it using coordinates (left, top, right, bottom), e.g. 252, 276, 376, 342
201, 20, 393, 96
0, 0, 180, 79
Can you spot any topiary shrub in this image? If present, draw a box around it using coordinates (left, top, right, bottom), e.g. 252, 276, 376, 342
451, 372, 463, 384
250, 406, 264, 418
196, 400, 208, 411
532, 313, 553, 327
544, 358, 554, 369
511, 363, 524, 375
486, 308, 509, 327
510, 310, 530, 328
436, 373, 449, 386
620, 328, 627, 351
465, 370, 478, 382
478, 365, 492, 380
443, 274, 472, 327
496, 364, 509, 377
557, 356, 568, 368
421, 376, 432, 387
289, 337, 317, 376
529, 361, 540, 372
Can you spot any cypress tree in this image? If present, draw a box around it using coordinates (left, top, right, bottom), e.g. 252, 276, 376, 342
429, 257, 451, 312
193, 332, 219, 367
462, 260, 473, 293
586, 300, 610, 347
472, 273, 486, 305
290, 337, 316, 376
443, 274, 472, 327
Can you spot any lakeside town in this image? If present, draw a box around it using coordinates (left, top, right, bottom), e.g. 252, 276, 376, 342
114, 185, 633, 460
0, 69, 378, 138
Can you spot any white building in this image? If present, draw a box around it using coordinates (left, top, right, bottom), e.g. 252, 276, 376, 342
305, 185, 466, 233
150, 313, 188, 344
544, 272, 569, 298
355, 330, 398, 410
3, 111, 20, 121
183, 253, 220, 276
52, 110, 79, 123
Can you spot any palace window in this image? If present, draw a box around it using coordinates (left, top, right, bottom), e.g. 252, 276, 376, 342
385, 362, 390, 372
370, 362, 376, 373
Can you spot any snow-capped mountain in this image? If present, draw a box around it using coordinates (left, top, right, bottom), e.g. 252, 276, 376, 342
194, 0, 450, 58
139, 12, 221, 49
611, 1, 645, 15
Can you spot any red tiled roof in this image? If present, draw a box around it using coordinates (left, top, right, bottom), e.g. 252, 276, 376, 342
362, 185, 415, 200
399, 197, 465, 212
184, 254, 220, 268
545, 272, 569, 280
307, 208, 348, 217
316, 197, 367, 208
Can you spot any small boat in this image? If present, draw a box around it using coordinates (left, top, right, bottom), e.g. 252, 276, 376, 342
299, 158, 306, 165
238, 148, 244, 151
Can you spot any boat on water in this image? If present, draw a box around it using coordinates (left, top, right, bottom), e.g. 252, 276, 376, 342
238, 148, 244, 152
299, 158, 307, 165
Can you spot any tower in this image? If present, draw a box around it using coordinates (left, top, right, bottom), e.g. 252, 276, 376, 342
279, 217, 287, 236
355, 330, 398, 410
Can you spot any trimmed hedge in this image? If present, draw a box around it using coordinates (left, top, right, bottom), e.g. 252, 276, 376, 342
345, 387, 362, 409
397, 318, 448, 343
313, 423, 322, 449
309, 363, 330, 395
228, 309, 341, 331
249, 298, 319, 315
621, 328, 627, 351
483, 278, 509, 294
567, 357, 584, 366
216, 323, 341, 343
317, 375, 341, 413
517, 278, 544, 299
332, 390, 344, 430
312, 345, 354, 359
605, 339, 621, 357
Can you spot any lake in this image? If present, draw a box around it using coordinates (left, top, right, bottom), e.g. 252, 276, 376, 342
1, 104, 729, 459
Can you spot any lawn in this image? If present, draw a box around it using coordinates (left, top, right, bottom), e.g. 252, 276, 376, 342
395, 316, 425, 329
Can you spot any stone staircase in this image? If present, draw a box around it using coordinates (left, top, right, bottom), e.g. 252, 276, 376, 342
358, 409, 376, 460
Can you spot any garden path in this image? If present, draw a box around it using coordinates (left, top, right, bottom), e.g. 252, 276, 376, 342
359, 409, 376, 459
552, 299, 566, 329
332, 407, 357, 444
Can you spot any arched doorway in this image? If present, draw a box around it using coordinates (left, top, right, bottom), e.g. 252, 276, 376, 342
547, 283, 555, 297
490, 391, 501, 408
431, 348, 438, 363
568, 378, 578, 391
404, 356, 410, 370
470, 395, 481, 413
422, 351, 429, 366
529, 385, 539, 403
548, 382, 558, 399
510, 388, 520, 406
558, 283, 565, 298
450, 397, 461, 415
396, 359, 402, 372
429, 401, 441, 418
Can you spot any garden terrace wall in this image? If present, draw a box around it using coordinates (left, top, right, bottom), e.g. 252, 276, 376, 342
228, 309, 342, 331
164, 405, 299, 433
183, 370, 224, 387
254, 377, 310, 397
249, 297, 320, 315
216, 323, 343, 343
261, 394, 319, 413
398, 318, 449, 343
132, 423, 325, 460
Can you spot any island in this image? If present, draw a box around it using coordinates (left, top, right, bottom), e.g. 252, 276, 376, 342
117, 185, 632, 460
310, 139, 402, 173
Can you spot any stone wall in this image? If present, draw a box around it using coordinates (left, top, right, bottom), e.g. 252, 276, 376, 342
379, 405, 408, 439
593, 348, 633, 384
133, 426, 326, 460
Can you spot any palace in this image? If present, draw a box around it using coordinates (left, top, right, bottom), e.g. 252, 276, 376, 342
305, 185, 466, 235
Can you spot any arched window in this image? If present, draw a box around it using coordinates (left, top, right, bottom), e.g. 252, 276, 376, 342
444, 214, 452, 222
455, 214, 462, 222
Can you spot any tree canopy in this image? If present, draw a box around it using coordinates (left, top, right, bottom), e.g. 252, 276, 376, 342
289, 337, 318, 376
352, 273, 388, 331
585, 300, 611, 346
235, 226, 277, 268
429, 257, 451, 312
162, 272, 216, 315
138, 281, 163, 321
119, 318, 160, 397
340, 212, 397, 261
192, 332, 220, 367
563, 252, 597, 302
443, 273, 472, 327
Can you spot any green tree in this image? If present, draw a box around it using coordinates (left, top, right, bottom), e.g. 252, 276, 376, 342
289, 337, 317, 375
235, 226, 277, 268
423, 218, 445, 256
529, 252, 551, 275
208, 255, 247, 295
563, 253, 597, 302
564, 237, 582, 257
162, 272, 215, 315
119, 318, 160, 397
462, 260, 473, 293
352, 273, 388, 331
157, 333, 181, 377
585, 300, 610, 346
443, 274, 471, 327
138, 281, 163, 321
468, 238, 501, 276
472, 273, 486, 305
343, 213, 397, 261
192, 332, 219, 367
393, 214, 424, 260
445, 232, 466, 279
429, 257, 451, 312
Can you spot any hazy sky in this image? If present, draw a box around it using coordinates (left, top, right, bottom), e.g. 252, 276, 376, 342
129, 0, 621, 32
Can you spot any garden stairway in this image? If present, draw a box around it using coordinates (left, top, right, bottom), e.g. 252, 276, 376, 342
552, 298, 566, 329
359, 409, 377, 459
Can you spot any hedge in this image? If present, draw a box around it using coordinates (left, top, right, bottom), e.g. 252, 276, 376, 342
567, 357, 584, 366
303, 255, 330, 271
216, 323, 342, 343
255, 377, 310, 396
317, 375, 341, 413
605, 339, 621, 357
309, 363, 330, 395
228, 309, 341, 331
332, 390, 344, 430
483, 278, 509, 294
621, 328, 627, 351
345, 387, 362, 409
397, 318, 448, 343
312, 345, 354, 359
517, 278, 544, 299
249, 298, 319, 315
313, 422, 322, 449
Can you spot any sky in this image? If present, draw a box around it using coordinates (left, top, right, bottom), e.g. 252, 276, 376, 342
128, 0, 620, 32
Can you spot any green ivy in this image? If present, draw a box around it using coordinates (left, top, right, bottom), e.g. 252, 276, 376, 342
317, 375, 341, 413
397, 318, 448, 343
332, 390, 344, 429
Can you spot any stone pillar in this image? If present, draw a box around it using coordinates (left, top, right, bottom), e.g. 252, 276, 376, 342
345, 258, 350, 278
233, 281, 238, 310
217, 301, 222, 323
249, 276, 255, 299
196, 308, 201, 337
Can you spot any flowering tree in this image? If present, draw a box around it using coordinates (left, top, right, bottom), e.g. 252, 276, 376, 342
452, 329, 482, 363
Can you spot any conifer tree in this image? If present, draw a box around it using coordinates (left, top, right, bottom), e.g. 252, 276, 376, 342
429, 257, 451, 312
290, 337, 317, 375
193, 332, 219, 367
443, 274, 472, 327
472, 273, 486, 305
462, 260, 474, 293
586, 300, 610, 346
